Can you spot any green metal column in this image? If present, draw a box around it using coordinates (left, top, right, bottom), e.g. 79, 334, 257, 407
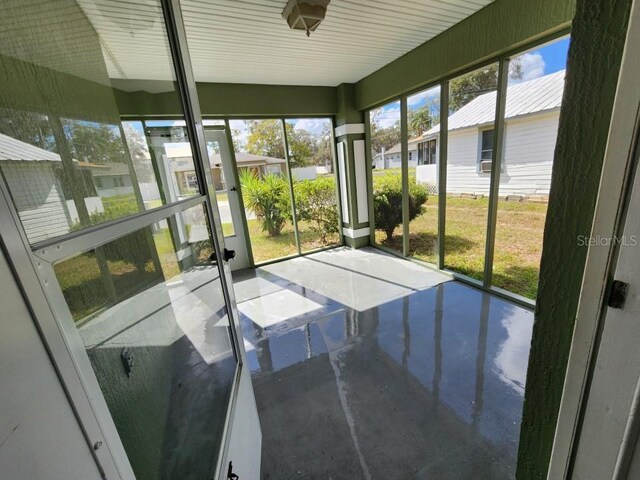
401, 97, 410, 257
483, 58, 509, 288
335, 83, 370, 248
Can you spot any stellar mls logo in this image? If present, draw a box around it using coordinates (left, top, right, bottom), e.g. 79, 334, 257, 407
577, 234, 639, 247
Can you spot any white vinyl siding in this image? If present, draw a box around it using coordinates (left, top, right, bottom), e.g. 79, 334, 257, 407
1, 162, 72, 242
499, 113, 559, 195
446, 112, 559, 196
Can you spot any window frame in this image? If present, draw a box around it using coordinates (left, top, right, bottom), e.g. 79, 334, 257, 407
364, 30, 571, 310
478, 127, 495, 173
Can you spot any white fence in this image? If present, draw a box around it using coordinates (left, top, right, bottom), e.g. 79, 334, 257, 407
291, 166, 317, 180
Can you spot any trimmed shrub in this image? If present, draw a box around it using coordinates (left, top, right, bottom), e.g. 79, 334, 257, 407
240, 170, 290, 236
373, 172, 428, 240
293, 177, 339, 243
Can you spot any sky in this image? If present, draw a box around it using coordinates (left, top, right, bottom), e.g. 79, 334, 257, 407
373, 36, 571, 128
129, 118, 330, 148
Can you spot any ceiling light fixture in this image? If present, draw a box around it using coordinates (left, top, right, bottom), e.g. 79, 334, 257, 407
282, 0, 330, 37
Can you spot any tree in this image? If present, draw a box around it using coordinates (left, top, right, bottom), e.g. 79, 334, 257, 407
314, 122, 333, 170
244, 120, 324, 168
0, 110, 56, 152
369, 118, 401, 156
122, 122, 155, 183
408, 98, 440, 138
245, 120, 285, 159
449, 59, 523, 112
63, 120, 127, 164
287, 126, 316, 168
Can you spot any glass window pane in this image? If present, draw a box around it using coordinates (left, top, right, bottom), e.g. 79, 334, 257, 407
229, 119, 295, 264
285, 118, 340, 252
54, 204, 236, 478
370, 100, 403, 254
493, 36, 570, 298
407, 85, 440, 264
206, 136, 234, 236
444, 64, 500, 281
0, 1, 198, 245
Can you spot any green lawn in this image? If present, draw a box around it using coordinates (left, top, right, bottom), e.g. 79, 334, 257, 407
247, 218, 339, 264
376, 196, 547, 299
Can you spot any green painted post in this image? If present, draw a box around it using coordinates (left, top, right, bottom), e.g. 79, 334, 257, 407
280, 119, 302, 255
401, 97, 410, 257
438, 82, 449, 270
483, 58, 509, 288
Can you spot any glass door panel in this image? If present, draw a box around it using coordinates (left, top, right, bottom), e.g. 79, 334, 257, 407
229, 119, 297, 264
0, 0, 244, 477
370, 100, 404, 254
285, 118, 340, 252
205, 128, 251, 270
54, 204, 236, 479
0, 0, 197, 246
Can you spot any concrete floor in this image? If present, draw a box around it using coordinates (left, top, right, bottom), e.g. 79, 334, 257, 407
232, 247, 533, 480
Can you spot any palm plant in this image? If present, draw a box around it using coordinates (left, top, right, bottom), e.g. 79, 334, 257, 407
239, 170, 290, 236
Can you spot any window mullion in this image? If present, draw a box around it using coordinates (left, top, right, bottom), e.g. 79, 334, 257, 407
483, 58, 510, 288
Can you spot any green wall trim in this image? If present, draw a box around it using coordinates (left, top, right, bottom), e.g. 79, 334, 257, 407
354, 0, 576, 110
516, 0, 633, 478
116, 82, 338, 117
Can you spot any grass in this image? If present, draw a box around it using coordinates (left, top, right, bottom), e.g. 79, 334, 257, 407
376, 196, 547, 299
55, 227, 199, 323
55, 250, 160, 322
247, 217, 340, 264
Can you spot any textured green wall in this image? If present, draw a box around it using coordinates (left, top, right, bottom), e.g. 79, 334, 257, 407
335, 83, 362, 126
354, 0, 576, 110
516, 0, 633, 478
115, 83, 338, 118
0, 54, 117, 123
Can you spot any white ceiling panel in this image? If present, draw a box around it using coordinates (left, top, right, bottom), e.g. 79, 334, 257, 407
79, 0, 493, 86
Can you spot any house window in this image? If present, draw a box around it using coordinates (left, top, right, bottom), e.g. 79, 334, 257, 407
409, 151, 413, 162
417, 139, 437, 165
94, 177, 103, 188
185, 173, 198, 189
480, 129, 494, 162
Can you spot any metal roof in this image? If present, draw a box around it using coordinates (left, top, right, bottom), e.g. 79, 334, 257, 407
0, 133, 61, 162
426, 69, 566, 136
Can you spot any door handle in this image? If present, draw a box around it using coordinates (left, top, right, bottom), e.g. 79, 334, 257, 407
230, 186, 237, 192
223, 248, 236, 262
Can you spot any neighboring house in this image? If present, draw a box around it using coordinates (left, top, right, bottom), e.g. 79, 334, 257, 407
165, 142, 286, 195
373, 137, 421, 169
0, 134, 124, 243
0, 133, 73, 242
91, 162, 134, 197
416, 70, 566, 196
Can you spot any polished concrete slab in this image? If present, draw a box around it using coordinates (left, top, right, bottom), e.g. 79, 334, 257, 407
232, 247, 533, 480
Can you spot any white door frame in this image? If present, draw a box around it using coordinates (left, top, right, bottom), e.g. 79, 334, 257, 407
204, 127, 251, 270
548, 0, 640, 477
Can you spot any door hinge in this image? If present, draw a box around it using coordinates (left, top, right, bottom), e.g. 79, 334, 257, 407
608, 279, 629, 309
